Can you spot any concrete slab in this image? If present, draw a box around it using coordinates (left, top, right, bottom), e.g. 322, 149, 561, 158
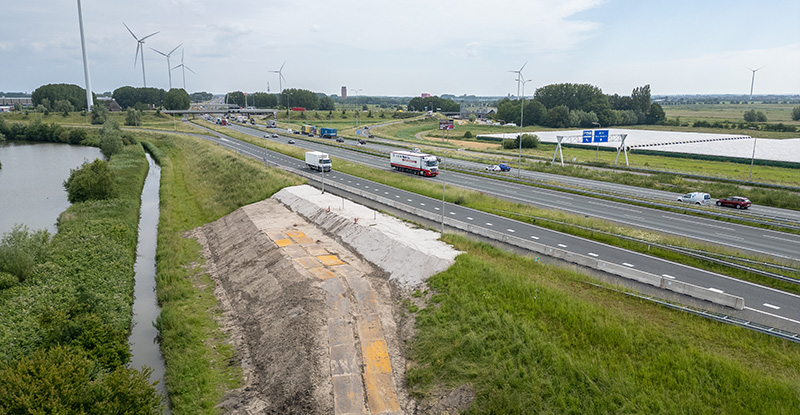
309, 266, 338, 281
332, 374, 367, 415
330, 343, 360, 376
295, 256, 322, 269
328, 317, 356, 347
357, 314, 384, 342
361, 339, 392, 374
274, 238, 294, 247
319, 254, 346, 266
363, 371, 400, 413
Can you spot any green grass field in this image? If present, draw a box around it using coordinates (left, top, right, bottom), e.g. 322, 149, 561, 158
408, 235, 800, 414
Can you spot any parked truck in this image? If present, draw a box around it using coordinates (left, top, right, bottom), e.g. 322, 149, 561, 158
390, 150, 439, 177
319, 127, 337, 139
301, 125, 317, 136
305, 151, 332, 172
266, 119, 277, 128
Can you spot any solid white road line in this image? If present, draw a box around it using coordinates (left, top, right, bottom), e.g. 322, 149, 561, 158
588, 253, 599, 257
763, 303, 781, 310
622, 262, 635, 267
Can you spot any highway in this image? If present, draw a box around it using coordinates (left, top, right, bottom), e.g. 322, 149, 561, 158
189, 121, 800, 335
226, 122, 800, 265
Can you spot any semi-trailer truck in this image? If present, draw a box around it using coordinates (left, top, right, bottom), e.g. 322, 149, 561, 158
320, 127, 337, 138
305, 151, 332, 172
301, 125, 317, 136
390, 150, 439, 177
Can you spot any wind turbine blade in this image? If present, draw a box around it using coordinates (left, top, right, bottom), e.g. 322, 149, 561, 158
171, 64, 182, 70
150, 47, 167, 57
755, 65, 766, 72
169, 43, 182, 56
519, 61, 528, 72
134, 43, 141, 67
181, 48, 185, 63
123, 22, 138, 40
140, 31, 159, 42
280, 73, 286, 83
280, 61, 286, 71
185, 66, 196, 74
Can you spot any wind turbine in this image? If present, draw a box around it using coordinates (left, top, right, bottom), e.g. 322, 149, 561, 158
745, 65, 765, 102
270, 61, 287, 93
151, 43, 182, 89
123, 22, 159, 87
508, 62, 527, 99
171, 49, 195, 90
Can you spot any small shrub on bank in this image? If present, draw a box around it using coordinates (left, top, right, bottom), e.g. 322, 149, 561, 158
63, 159, 118, 203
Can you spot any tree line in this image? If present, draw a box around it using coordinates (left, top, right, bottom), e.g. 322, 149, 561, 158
494, 84, 666, 128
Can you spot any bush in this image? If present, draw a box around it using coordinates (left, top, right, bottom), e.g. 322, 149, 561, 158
124, 108, 142, 126
0, 345, 163, 414
0, 225, 51, 283
63, 159, 118, 203
90, 104, 108, 125
792, 106, 800, 121
503, 133, 540, 149
67, 128, 88, 145
463, 130, 474, 138
99, 121, 124, 158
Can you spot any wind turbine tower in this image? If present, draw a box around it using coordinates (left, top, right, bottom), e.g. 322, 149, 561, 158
171, 49, 195, 90
123, 22, 159, 87
509, 62, 527, 99
270, 61, 287, 93
151, 43, 182, 89
746, 66, 764, 102
76, 0, 93, 111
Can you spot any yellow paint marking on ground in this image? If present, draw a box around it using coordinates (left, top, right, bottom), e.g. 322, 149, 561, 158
317, 255, 345, 266
309, 266, 338, 280
285, 229, 306, 238
275, 238, 294, 247
361, 339, 392, 374
363, 372, 400, 413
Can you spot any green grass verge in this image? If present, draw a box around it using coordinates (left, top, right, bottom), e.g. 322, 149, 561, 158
145, 133, 304, 414
407, 234, 800, 414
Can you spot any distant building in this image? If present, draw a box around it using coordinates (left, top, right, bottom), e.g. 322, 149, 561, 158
341, 86, 347, 100
0, 96, 32, 106
421, 93, 431, 98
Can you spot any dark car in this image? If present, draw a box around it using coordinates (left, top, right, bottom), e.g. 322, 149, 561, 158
358, 139, 366, 145
716, 196, 751, 209
336, 137, 344, 143
368, 134, 374, 138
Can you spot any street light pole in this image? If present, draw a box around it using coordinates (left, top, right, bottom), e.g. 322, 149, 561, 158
441, 156, 445, 235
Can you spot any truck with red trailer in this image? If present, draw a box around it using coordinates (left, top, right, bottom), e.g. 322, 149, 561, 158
390, 150, 439, 177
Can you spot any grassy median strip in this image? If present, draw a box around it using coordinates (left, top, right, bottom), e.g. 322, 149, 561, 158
407, 234, 800, 414
144, 133, 304, 415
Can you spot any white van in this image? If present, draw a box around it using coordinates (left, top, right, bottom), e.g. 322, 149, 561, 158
677, 192, 711, 205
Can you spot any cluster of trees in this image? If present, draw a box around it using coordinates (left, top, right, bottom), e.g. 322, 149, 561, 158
112, 86, 190, 110
223, 89, 336, 111
494, 84, 665, 128
31, 84, 95, 112
0, 117, 88, 144
407, 96, 460, 112
744, 109, 768, 122
190, 91, 213, 102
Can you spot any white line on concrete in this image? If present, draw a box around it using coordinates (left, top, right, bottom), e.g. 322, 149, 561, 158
622, 262, 635, 267
708, 288, 724, 293
420, 203, 425, 206
744, 307, 800, 327
662, 274, 675, 279
588, 253, 599, 257
761, 234, 800, 245
530, 236, 539, 240
407, 199, 412, 202
508, 229, 515, 233
467, 217, 473, 220
434, 207, 440, 211
486, 222, 493, 226
763, 303, 781, 310
450, 212, 456, 215
558, 244, 567, 248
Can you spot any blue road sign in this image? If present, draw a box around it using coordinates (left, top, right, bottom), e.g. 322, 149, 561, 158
582, 130, 593, 143
594, 129, 609, 143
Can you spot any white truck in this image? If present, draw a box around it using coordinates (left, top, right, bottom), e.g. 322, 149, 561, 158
390, 150, 439, 177
305, 151, 332, 172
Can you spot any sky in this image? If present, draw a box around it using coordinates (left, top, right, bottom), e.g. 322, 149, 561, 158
1, 0, 799, 98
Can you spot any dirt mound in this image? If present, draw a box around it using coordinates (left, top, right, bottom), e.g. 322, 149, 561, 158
193, 186, 462, 414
